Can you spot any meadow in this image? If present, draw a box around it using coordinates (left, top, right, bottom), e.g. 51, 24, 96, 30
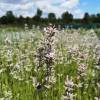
0, 25, 100, 100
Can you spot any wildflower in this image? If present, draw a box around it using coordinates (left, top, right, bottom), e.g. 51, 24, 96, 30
24, 23, 28, 30
45, 52, 54, 59
34, 24, 56, 87
0, 98, 5, 100
76, 82, 83, 88
97, 82, 100, 88
62, 75, 75, 100
62, 92, 74, 100
31, 76, 37, 87
4, 90, 12, 100
77, 64, 87, 77
64, 76, 74, 91
0, 68, 6, 74
94, 97, 100, 100
4, 37, 12, 45
44, 84, 51, 89
95, 65, 100, 70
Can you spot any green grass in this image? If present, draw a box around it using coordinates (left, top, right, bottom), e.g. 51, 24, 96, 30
0, 27, 100, 100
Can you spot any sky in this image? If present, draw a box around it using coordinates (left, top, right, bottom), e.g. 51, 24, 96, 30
0, 0, 100, 18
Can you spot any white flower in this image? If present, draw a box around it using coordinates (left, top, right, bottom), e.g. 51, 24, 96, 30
4, 90, 12, 99
44, 84, 51, 89
64, 75, 74, 91
77, 64, 87, 76
61, 92, 74, 100
31, 76, 37, 87
0, 98, 5, 100
94, 97, 100, 100
45, 52, 54, 58
95, 65, 100, 70
97, 82, 100, 88
76, 82, 83, 88
5, 37, 12, 44
0, 68, 6, 74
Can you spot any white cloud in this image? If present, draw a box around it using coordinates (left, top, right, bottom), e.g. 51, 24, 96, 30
17, 2, 34, 10
60, 0, 79, 9
0, 9, 5, 17
74, 9, 84, 18
0, 0, 83, 18
34, 0, 83, 18
0, 1, 35, 17
97, 6, 100, 10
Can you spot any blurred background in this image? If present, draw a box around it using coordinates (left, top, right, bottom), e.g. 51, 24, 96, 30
0, 0, 100, 29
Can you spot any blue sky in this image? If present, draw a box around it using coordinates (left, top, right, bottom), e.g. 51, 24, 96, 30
0, 0, 100, 18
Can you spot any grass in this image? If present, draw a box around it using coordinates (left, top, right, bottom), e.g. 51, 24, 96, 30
0, 27, 100, 100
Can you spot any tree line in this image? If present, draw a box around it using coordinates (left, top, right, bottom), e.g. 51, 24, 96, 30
0, 9, 100, 28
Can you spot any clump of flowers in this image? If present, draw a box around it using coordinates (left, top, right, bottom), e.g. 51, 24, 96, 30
61, 75, 75, 100
34, 24, 57, 88
77, 63, 87, 77
94, 44, 100, 70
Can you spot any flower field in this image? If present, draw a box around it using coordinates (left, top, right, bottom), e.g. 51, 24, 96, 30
0, 25, 100, 100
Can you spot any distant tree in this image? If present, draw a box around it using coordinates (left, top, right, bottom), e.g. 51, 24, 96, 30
90, 14, 96, 23
0, 16, 8, 24
34, 9, 42, 19
33, 8, 43, 25
26, 17, 30, 24
82, 12, 90, 24
96, 14, 100, 23
48, 13, 56, 20
48, 13, 56, 24
37, 9, 42, 18
61, 11, 73, 24
25, 16, 33, 27
17, 15, 25, 25
74, 18, 81, 24
0, 9, 100, 27
6, 11, 16, 24
19, 15, 24, 22
0, 11, 15, 24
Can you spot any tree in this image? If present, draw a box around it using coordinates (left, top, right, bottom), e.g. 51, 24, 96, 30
82, 12, 90, 24
96, 14, 100, 23
48, 13, 56, 24
90, 14, 96, 23
17, 15, 25, 25
0, 11, 15, 24
48, 13, 56, 20
0, 16, 8, 24
37, 9, 42, 18
34, 9, 42, 19
61, 11, 73, 24
6, 11, 16, 24
33, 8, 43, 25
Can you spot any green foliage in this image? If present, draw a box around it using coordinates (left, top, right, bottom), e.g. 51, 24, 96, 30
61, 11, 73, 24
0, 9, 100, 28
